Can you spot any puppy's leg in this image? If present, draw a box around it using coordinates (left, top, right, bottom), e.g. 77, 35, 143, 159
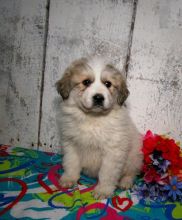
60, 146, 81, 188
119, 173, 136, 190
119, 149, 143, 190
93, 153, 125, 200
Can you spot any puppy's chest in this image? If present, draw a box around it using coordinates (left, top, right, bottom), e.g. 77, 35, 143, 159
68, 119, 110, 147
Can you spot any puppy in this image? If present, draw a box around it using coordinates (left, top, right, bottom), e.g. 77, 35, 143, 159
56, 56, 143, 199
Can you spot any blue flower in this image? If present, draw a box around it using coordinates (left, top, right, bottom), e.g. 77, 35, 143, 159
135, 182, 168, 202
163, 176, 182, 201
135, 183, 150, 199
150, 184, 168, 202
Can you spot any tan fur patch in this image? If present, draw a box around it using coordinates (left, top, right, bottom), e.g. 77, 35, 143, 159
56, 58, 94, 99
102, 64, 129, 105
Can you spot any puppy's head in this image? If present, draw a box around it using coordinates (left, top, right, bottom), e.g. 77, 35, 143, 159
56, 57, 129, 114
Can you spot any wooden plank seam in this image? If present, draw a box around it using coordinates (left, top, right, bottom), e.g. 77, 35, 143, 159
124, 0, 138, 77
37, 0, 50, 150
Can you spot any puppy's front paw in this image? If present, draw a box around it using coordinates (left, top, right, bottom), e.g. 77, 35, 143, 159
119, 175, 134, 190
59, 174, 79, 188
92, 184, 114, 200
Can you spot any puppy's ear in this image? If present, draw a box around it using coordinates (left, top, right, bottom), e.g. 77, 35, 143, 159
56, 70, 72, 100
117, 78, 130, 106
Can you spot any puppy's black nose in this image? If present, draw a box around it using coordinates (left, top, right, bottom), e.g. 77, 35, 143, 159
93, 93, 104, 106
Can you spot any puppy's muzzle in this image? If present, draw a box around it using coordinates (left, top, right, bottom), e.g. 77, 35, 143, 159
93, 93, 104, 106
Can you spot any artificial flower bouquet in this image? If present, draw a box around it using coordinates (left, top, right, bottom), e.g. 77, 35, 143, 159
136, 130, 182, 202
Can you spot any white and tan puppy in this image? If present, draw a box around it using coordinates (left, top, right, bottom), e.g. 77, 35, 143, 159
56, 56, 143, 199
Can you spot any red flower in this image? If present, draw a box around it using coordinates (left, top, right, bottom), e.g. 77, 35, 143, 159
142, 164, 149, 173
142, 131, 156, 155
141, 130, 182, 184
144, 168, 161, 183
142, 131, 182, 169
160, 139, 180, 164
169, 157, 182, 176
0, 145, 9, 156
142, 131, 164, 164
144, 167, 169, 184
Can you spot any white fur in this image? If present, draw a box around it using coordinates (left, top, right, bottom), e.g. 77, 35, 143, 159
57, 57, 143, 199
81, 57, 113, 111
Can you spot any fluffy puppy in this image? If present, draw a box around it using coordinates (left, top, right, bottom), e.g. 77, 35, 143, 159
56, 57, 143, 199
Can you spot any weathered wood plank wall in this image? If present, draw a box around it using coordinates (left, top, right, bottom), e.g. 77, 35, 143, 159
0, 0, 181, 152
0, 0, 48, 148
39, 0, 134, 152
128, 0, 182, 142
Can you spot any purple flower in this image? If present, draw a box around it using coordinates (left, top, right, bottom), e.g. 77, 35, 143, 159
136, 183, 150, 199
150, 184, 168, 202
135, 182, 168, 202
150, 152, 170, 174
163, 176, 182, 201
158, 160, 170, 173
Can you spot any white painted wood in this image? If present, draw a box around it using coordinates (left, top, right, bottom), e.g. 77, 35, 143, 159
40, 0, 134, 152
0, 0, 47, 148
128, 0, 182, 142
1, 0, 181, 152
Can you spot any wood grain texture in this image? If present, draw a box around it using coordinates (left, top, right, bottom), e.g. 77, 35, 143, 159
39, 0, 134, 152
127, 0, 182, 142
0, 0, 47, 148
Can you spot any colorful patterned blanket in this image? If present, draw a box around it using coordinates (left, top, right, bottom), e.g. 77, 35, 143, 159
0, 136, 182, 219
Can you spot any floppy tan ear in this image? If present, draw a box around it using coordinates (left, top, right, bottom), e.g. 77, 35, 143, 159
56, 69, 72, 100
117, 77, 130, 106
56, 57, 88, 100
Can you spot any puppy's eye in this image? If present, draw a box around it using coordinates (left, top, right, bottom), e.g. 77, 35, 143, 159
82, 79, 92, 87
104, 81, 112, 88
